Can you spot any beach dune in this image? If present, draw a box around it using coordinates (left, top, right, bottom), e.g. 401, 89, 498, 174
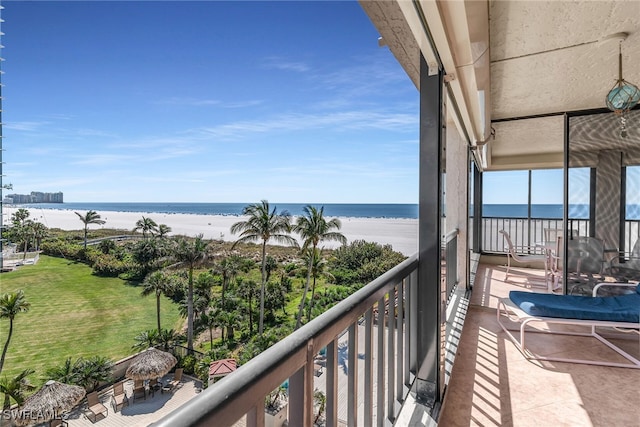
4, 207, 418, 256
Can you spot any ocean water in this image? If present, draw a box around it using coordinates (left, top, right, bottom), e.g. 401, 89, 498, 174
18, 202, 640, 220
481, 204, 586, 219
20, 202, 420, 219
482, 204, 640, 219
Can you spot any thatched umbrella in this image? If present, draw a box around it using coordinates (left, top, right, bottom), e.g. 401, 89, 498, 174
125, 347, 178, 381
15, 380, 85, 426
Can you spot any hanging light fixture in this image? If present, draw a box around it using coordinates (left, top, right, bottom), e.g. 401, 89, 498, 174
605, 33, 640, 137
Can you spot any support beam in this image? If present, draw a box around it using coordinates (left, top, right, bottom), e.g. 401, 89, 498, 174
416, 53, 444, 412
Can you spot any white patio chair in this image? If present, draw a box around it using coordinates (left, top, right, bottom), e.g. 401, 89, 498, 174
499, 230, 547, 279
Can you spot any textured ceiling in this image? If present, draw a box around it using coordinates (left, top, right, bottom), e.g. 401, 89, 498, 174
360, 0, 640, 170
490, 0, 640, 120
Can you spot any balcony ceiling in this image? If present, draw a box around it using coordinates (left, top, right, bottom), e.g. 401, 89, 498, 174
360, 0, 640, 170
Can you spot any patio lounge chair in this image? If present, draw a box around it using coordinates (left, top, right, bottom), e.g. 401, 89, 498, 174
167, 368, 183, 391
497, 282, 640, 368
111, 381, 128, 412
86, 391, 108, 422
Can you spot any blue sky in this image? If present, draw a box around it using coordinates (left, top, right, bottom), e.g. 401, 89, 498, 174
482, 168, 594, 205
2, 1, 419, 203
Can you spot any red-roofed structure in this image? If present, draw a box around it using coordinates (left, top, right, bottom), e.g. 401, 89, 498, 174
208, 359, 237, 385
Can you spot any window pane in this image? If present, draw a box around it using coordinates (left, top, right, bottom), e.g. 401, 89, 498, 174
482, 170, 528, 217
626, 166, 640, 220
568, 167, 590, 219
531, 169, 562, 218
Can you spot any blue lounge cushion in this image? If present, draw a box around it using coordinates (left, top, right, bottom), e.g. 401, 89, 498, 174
509, 290, 640, 323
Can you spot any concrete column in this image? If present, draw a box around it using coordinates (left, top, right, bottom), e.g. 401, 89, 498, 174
595, 150, 622, 250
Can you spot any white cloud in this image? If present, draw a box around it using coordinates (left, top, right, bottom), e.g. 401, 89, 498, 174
5, 121, 50, 131
262, 56, 310, 73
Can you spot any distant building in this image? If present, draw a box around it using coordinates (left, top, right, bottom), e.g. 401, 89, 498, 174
5, 191, 63, 204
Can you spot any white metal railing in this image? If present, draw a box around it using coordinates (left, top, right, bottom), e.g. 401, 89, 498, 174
484, 217, 640, 255
154, 254, 420, 427
444, 229, 459, 301
482, 217, 590, 253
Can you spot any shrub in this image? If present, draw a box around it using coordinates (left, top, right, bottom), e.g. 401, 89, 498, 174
40, 239, 83, 260
179, 354, 197, 375
92, 253, 129, 277
330, 240, 406, 284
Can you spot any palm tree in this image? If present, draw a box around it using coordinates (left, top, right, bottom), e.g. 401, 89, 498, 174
305, 248, 334, 321
0, 369, 36, 410
17, 219, 35, 260
31, 222, 48, 251
193, 271, 215, 317
293, 205, 346, 328
215, 309, 241, 343
8, 209, 32, 258
131, 238, 165, 276
200, 311, 218, 348
212, 254, 248, 308
74, 356, 113, 392
237, 278, 258, 336
156, 328, 184, 351
134, 216, 158, 238
132, 329, 160, 351
10, 208, 30, 226
75, 210, 106, 249
231, 200, 298, 335
156, 224, 172, 238
0, 290, 30, 375
44, 357, 77, 384
141, 271, 174, 333
172, 235, 209, 352
264, 281, 287, 320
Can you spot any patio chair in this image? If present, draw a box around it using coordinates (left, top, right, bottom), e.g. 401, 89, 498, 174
499, 230, 547, 280
543, 227, 562, 244
497, 282, 640, 368
49, 418, 68, 427
132, 379, 146, 402
546, 236, 564, 293
86, 391, 108, 422
167, 368, 183, 391
111, 380, 128, 412
566, 236, 609, 294
149, 377, 161, 397
608, 239, 640, 281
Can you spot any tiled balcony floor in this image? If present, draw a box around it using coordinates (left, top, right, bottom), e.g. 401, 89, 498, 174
438, 263, 640, 427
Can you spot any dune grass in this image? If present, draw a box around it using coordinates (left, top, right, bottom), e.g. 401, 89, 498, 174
0, 255, 182, 385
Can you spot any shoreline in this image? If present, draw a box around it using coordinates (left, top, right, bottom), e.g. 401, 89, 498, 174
4, 207, 419, 256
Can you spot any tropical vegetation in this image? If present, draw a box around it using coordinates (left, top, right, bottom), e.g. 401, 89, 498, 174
75, 210, 106, 249
0, 201, 406, 407
230, 200, 298, 335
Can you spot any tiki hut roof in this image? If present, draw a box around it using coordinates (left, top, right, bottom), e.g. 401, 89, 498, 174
16, 380, 85, 426
125, 347, 178, 381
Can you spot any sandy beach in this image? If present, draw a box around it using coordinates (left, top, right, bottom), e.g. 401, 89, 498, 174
4, 207, 418, 256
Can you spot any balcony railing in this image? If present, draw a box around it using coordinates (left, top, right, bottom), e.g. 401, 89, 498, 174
482, 217, 640, 255
444, 228, 459, 301
155, 253, 420, 427
481, 217, 590, 253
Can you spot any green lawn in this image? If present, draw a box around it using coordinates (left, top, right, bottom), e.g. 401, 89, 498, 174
0, 255, 182, 385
